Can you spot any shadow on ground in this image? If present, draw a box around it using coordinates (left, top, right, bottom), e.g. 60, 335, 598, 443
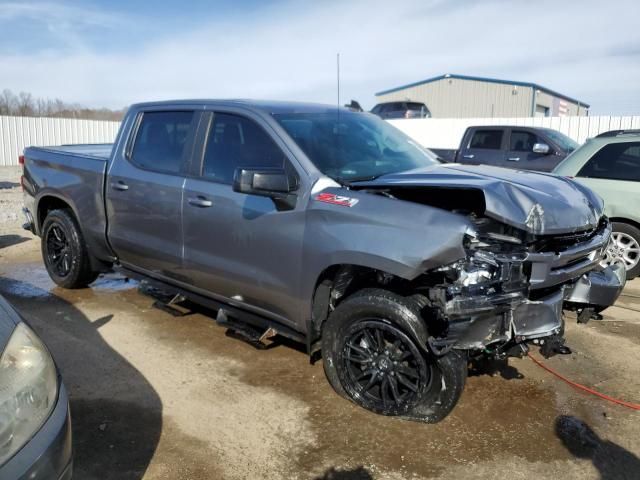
468, 356, 525, 380
0, 234, 30, 249
556, 415, 640, 480
0, 181, 19, 189
314, 466, 373, 480
0, 276, 162, 480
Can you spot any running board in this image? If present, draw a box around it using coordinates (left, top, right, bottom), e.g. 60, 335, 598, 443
153, 293, 191, 317
139, 282, 193, 317
119, 267, 305, 346
216, 308, 278, 349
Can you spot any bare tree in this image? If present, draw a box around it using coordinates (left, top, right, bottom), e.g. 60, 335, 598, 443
16, 91, 35, 116
0, 89, 17, 115
0, 88, 124, 120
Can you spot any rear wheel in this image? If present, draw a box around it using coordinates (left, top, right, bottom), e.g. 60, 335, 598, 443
322, 288, 467, 423
601, 222, 640, 279
41, 209, 98, 288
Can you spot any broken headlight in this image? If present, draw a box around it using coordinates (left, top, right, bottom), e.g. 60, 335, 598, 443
455, 251, 500, 288
442, 230, 528, 295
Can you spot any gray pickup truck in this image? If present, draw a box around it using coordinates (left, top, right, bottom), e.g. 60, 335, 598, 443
21, 100, 625, 423
431, 125, 579, 171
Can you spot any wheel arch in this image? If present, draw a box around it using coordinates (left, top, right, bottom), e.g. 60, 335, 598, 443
308, 264, 431, 355
609, 217, 640, 233
36, 194, 112, 273
36, 194, 79, 233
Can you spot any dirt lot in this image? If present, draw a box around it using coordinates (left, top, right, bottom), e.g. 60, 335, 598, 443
0, 166, 639, 479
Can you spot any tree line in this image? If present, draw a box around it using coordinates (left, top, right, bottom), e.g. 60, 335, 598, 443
0, 88, 124, 121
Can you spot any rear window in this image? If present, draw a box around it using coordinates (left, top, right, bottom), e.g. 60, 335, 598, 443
469, 130, 503, 150
578, 142, 640, 182
381, 103, 402, 113
406, 102, 426, 111
130, 111, 194, 174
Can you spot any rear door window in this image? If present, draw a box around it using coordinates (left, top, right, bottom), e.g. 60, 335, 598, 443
130, 111, 195, 174
578, 142, 640, 181
510, 131, 539, 152
202, 113, 287, 184
469, 130, 503, 150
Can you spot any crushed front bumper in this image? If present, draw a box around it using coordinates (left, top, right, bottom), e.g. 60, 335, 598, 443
446, 264, 625, 350
448, 289, 564, 349
564, 263, 626, 308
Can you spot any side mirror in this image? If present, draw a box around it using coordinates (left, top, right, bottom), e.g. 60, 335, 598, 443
233, 168, 293, 196
532, 143, 550, 154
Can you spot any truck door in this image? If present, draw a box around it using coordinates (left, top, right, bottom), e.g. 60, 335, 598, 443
459, 128, 506, 167
182, 111, 305, 328
506, 129, 558, 172
106, 109, 198, 278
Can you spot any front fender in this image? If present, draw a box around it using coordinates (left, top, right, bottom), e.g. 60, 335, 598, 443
300, 188, 471, 319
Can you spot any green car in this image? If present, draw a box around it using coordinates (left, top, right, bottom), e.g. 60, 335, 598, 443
553, 130, 640, 279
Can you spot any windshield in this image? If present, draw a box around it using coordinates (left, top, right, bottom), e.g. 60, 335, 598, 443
274, 112, 438, 182
543, 129, 580, 152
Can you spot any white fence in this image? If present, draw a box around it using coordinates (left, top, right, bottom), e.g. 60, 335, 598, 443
2, 113, 640, 166
0, 115, 121, 167
389, 115, 640, 150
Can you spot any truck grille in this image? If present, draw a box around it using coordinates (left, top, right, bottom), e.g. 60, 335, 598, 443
530, 217, 608, 254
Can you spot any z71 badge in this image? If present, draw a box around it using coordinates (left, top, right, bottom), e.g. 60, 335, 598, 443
315, 192, 359, 207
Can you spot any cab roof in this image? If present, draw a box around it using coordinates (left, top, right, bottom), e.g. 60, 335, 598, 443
129, 99, 351, 115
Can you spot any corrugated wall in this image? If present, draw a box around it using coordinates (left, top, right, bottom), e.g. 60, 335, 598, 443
389, 115, 640, 149
0, 115, 121, 166
376, 77, 535, 118
376, 77, 589, 118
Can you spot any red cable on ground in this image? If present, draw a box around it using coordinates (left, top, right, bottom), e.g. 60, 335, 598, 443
527, 352, 640, 411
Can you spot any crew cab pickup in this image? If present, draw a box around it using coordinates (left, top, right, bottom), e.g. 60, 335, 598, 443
21, 100, 625, 423
431, 125, 579, 171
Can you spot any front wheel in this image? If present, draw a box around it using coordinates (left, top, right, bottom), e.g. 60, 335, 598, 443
601, 222, 640, 279
322, 288, 467, 423
41, 209, 99, 289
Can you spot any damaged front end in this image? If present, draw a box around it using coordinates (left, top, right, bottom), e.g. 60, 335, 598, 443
417, 216, 625, 359
348, 166, 626, 359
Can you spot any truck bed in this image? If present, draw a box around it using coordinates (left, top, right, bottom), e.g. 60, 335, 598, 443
29, 143, 113, 160
23, 143, 114, 263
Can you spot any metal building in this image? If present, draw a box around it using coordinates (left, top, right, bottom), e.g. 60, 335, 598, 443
374, 73, 589, 118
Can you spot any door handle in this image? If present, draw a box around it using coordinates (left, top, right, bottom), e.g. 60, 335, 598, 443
507, 157, 520, 162
462, 154, 474, 159
188, 196, 213, 208
111, 181, 129, 191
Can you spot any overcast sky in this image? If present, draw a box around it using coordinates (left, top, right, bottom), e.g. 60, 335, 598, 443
0, 0, 638, 114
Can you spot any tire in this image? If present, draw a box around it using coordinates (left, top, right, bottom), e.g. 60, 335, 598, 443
322, 288, 467, 423
41, 209, 99, 289
601, 222, 640, 280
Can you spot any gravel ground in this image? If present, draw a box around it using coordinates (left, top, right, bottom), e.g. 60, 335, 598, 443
0, 166, 638, 479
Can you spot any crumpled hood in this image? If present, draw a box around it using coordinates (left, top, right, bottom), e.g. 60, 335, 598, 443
352, 163, 604, 235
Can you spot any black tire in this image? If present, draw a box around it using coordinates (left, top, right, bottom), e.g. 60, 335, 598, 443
605, 222, 640, 280
322, 288, 467, 423
41, 209, 99, 289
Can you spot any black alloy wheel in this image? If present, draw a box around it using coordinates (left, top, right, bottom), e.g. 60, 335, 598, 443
339, 320, 431, 413
41, 209, 99, 288
46, 223, 72, 277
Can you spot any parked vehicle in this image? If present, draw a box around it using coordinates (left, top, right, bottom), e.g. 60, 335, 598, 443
0, 295, 72, 480
21, 100, 624, 422
431, 126, 579, 171
371, 101, 431, 119
554, 130, 640, 279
